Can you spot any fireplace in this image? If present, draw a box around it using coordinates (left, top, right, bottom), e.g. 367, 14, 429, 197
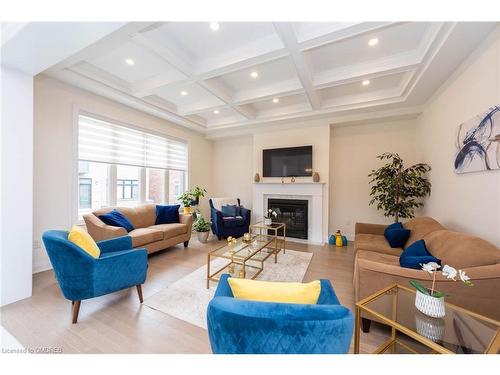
267, 198, 308, 239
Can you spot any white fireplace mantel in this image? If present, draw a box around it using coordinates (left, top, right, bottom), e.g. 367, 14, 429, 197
252, 182, 326, 244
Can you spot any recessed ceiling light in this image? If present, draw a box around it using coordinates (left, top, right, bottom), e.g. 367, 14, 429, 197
180, 90, 188, 96
125, 58, 135, 66
250, 71, 259, 78
272, 98, 279, 103
213, 109, 220, 115
362, 80, 371, 86
368, 38, 379, 47
209, 22, 220, 31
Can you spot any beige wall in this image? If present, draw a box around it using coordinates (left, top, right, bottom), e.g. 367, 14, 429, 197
211, 135, 254, 209
415, 26, 500, 246
33, 75, 213, 272
329, 119, 418, 239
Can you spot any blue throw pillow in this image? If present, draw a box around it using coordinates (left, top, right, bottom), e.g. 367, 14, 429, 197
399, 239, 441, 269
155, 204, 180, 225
98, 209, 134, 232
221, 205, 237, 217
384, 221, 403, 237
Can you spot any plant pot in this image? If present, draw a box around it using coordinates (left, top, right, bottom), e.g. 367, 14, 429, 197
264, 218, 272, 226
415, 311, 445, 342
415, 290, 446, 318
183, 206, 191, 214
197, 231, 209, 243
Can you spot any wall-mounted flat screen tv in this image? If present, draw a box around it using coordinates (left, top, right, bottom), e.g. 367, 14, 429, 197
263, 146, 313, 177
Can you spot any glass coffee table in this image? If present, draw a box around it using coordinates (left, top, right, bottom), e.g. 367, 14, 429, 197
206, 234, 277, 288
354, 284, 500, 354
250, 221, 286, 263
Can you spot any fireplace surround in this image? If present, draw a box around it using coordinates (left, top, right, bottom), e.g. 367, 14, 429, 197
267, 198, 308, 239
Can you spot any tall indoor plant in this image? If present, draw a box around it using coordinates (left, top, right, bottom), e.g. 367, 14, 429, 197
368, 152, 431, 222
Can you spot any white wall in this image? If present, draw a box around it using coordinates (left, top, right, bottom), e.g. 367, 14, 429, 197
415, 26, 500, 247
329, 119, 417, 239
33, 75, 213, 272
212, 135, 253, 209
1, 67, 33, 305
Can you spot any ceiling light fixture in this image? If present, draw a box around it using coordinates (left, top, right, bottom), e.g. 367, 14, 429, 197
213, 109, 220, 114
180, 90, 188, 96
125, 58, 135, 66
272, 98, 279, 103
362, 80, 371, 86
250, 71, 259, 78
368, 38, 379, 47
209, 22, 220, 31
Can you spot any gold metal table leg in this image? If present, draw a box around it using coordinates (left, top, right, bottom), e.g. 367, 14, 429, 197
206, 253, 210, 289
354, 305, 361, 354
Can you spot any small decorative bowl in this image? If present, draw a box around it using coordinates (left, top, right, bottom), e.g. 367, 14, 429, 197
242, 233, 252, 242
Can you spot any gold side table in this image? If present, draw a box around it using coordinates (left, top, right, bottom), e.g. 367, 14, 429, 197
250, 221, 286, 263
354, 284, 500, 354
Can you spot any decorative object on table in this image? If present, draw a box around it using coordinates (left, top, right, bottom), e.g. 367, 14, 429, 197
226, 236, 237, 245
368, 152, 431, 222
291, 176, 296, 183
238, 270, 244, 278
177, 186, 207, 214
335, 230, 343, 247
312, 172, 320, 182
207, 274, 354, 354
328, 234, 335, 245
264, 209, 278, 226
254, 173, 260, 182
410, 262, 473, 318
193, 216, 211, 243
455, 105, 500, 174
415, 311, 445, 342
242, 232, 252, 242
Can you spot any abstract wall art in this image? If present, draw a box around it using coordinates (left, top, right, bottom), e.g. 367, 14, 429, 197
455, 105, 500, 174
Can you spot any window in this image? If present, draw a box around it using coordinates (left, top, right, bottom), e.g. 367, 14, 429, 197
77, 115, 188, 219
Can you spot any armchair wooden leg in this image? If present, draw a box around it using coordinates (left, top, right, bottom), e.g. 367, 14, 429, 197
136, 285, 143, 303
183, 240, 189, 248
361, 318, 372, 333
72, 301, 81, 324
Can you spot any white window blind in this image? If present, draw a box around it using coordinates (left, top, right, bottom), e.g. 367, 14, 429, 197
78, 115, 188, 171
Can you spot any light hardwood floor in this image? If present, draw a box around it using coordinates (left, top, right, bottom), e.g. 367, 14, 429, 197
0, 236, 392, 354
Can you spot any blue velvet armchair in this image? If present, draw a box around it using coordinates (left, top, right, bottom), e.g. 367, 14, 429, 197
207, 274, 354, 354
209, 198, 251, 240
42, 230, 148, 323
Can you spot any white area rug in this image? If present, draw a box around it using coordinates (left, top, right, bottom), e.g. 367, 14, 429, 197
144, 250, 313, 329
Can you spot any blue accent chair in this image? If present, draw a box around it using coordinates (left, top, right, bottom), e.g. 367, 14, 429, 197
42, 230, 148, 323
209, 198, 251, 240
207, 274, 354, 354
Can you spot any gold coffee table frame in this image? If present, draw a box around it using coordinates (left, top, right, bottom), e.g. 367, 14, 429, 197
206, 234, 276, 289
354, 284, 500, 354
250, 221, 286, 263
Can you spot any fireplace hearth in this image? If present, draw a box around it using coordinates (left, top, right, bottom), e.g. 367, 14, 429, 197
267, 198, 308, 239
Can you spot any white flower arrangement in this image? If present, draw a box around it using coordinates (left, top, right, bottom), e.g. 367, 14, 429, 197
410, 262, 473, 298
265, 209, 278, 219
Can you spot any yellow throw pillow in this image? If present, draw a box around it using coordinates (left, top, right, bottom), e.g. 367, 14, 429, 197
228, 278, 321, 304
68, 225, 100, 258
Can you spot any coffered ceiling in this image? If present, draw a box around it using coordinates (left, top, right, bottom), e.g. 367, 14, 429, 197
45, 22, 498, 136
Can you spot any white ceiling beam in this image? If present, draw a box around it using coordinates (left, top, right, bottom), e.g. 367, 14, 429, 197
273, 22, 322, 110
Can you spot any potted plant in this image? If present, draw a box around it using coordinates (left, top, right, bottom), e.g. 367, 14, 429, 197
410, 262, 473, 318
178, 191, 194, 214
264, 209, 277, 226
368, 153, 431, 222
190, 186, 207, 206
193, 216, 211, 243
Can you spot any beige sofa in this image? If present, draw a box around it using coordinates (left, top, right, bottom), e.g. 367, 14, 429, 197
354, 217, 500, 325
83, 204, 193, 254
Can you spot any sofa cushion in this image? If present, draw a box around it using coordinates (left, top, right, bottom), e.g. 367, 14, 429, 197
354, 233, 403, 256
148, 223, 188, 239
221, 204, 238, 217
94, 204, 156, 229
403, 217, 445, 248
98, 209, 134, 232
399, 239, 441, 269
128, 228, 164, 247
384, 226, 410, 248
222, 216, 245, 228
211, 198, 239, 211
424, 230, 500, 269
155, 204, 180, 225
